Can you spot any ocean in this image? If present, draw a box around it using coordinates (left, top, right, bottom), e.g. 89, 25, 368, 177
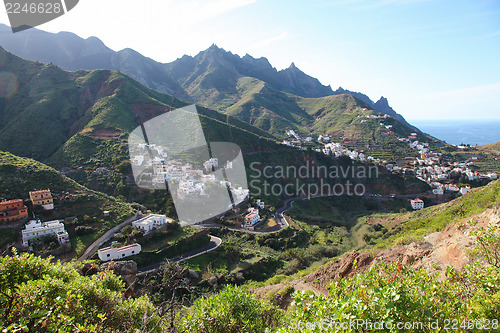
409, 120, 500, 146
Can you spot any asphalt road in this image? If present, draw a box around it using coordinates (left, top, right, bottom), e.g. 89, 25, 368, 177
78, 212, 140, 261
137, 235, 222, 275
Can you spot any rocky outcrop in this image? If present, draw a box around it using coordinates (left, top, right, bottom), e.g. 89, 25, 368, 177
99, 260, 138, 298
303, 251, 375, 292
303, 206, 500, 294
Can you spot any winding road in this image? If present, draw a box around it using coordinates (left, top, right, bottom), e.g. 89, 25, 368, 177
137, 235, 222, 275
80, 190, 429, 272
78, 212, 140, 261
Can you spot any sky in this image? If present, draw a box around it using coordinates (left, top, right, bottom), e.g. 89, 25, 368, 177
0, 0, 499, 120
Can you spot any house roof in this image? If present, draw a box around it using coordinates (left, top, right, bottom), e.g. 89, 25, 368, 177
29, 189, 51, 196
411, 198, 424, 203
0, 199, 23, 205
117, 244, 141, 252
246, 213, 258, 218
98, 243, 140, 253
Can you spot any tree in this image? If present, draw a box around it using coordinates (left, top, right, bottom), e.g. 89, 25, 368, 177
139, 261, 196, 331
122, 225, 134, 234
224, 242, 241, 261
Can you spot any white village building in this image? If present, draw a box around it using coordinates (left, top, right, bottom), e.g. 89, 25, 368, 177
21, 219, 69, 247
132, 214, 168, 233
203, 158, 219, 171
98, 243, 142, 262
256, 199, 265, 209
245, 211, 260, 227
410, 198, 424, 210
460, 186, 471, 196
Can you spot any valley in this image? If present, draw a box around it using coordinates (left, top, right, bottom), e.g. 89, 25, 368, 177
0, 20, 498, 333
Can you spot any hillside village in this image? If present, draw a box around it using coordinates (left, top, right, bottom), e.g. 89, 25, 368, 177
281, 114, 498, 208
131, 143, 249, 203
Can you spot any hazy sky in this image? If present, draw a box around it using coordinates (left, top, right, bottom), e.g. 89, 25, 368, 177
1, 0, 499, 120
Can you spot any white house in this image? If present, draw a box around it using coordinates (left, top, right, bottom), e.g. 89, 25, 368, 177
203, 158, 218, 171
445, 184, 460, 192
56, 231, 70, 245
466, 171, 476, 181
21, 219, 67, 247
156, 147, 168, 158
132, 214, 168, 233
178, 180, 196, 195
245, 212, 260, 226
432, 187, 444, 195
460, 186, 471, 196
256, 199, 265, 209
232, 187, 249, 201
410, 198, 424, 210
98, 243, 142, 261
132, 155, 145, 166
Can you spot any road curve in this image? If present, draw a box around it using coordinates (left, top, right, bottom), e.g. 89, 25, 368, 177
137, 235, 222, 275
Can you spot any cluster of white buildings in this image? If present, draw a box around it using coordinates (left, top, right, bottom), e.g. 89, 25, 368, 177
98, 243, 142, 262
21, 219, 69, 247
286, 130, 301, 141
364, 114, 391, 120
282, 130, 326, 147
132, 143, 249, 202
402, 138, 498, 187
132, 214, 169, 233
282, 130, 303, 146
319, 142, 368, 162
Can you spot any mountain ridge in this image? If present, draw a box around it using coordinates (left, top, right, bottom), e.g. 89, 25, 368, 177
0, 23, 411, 127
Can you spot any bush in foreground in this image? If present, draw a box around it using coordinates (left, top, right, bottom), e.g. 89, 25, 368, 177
278, 262, 500, 332
0, 251, 164, 332
180, 285, 283, 333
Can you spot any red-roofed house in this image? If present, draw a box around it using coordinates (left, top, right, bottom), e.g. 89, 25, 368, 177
98, 243, 141, 261
244, 212, 260, 227
410, 198, 424, 210
0, 199, 28, 223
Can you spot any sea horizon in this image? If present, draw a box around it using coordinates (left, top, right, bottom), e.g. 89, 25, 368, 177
408, 119, 500, 146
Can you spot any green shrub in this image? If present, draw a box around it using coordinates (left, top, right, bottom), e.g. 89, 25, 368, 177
180, 285, 283, 333
0, 251, 164, 332
279, 262, 500, 332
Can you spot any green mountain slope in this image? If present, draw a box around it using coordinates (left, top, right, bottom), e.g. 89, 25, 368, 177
479, 141, 500, 152
0, 46, 278, 169
0, 47, 431, 210
0, 150, 134, 252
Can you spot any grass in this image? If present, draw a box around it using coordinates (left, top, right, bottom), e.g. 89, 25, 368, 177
375, 179, 500, 248
0, 151, 134, 252
140, 227, 196, 251
70, 231, 100, 256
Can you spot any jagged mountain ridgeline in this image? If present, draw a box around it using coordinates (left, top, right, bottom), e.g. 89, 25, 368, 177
0, 24, 413, 136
